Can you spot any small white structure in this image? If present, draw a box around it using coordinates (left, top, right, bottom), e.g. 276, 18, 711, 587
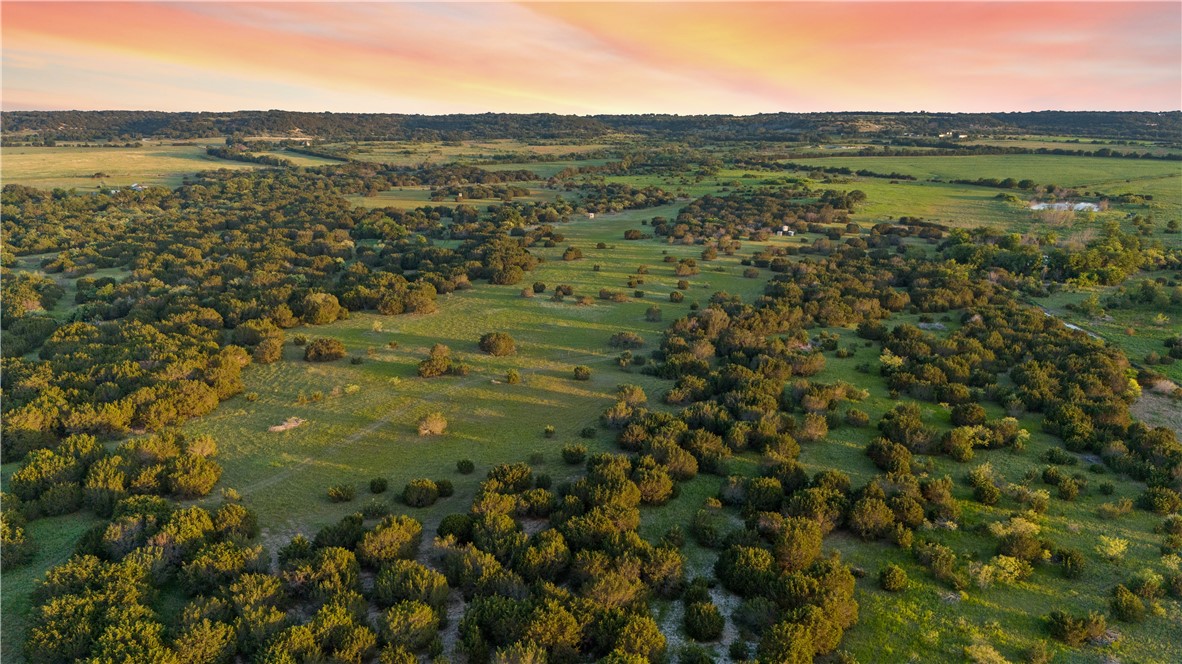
781, 225, 790, 232
588, 213, 595, 219
776, 231, 783, 237
786, 230, 795, 237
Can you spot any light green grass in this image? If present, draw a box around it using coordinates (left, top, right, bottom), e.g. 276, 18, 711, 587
7, 253, 131, 323
0, 142, 262, 190
180, 203, 776, 534
1034, 283, 1182, 385
0, 512, 101, 663
786, 154, 1182, 189
259, 150, 345, 168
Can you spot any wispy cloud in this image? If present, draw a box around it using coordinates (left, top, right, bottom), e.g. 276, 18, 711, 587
2, 1, 1177, 112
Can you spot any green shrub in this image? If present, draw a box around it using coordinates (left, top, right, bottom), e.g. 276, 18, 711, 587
381, 600, 439, 651
402, 479, 440, 508
437, 514, 473, 542
880, 563, 908, 592
609, 331, 645, 349
684, 601, 724, 641
304, 338, 347, 362
1142, 487, 1182, 515
370, 478, 389, 494
374, 559, 449, 611
357, 515, 422, 567
362, 499, 391, 519
845, 409, 870, 427
573, 365, 592, 381
456, 459, 475, 474
562, 444, 587, 465
1110, 584, 1145, 622
478, 332, 516, 356
1045, 610, 1106, 646
327, 484, 355, 502
417, 412, 447, 436
435, 480, 454, 498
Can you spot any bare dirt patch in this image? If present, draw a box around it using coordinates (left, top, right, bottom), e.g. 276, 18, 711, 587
1132, 391, 1181, 435
268, 417, 306, 433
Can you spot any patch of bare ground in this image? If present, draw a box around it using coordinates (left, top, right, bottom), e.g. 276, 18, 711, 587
268, 416, 306, 432
1132, 390, 1182, 435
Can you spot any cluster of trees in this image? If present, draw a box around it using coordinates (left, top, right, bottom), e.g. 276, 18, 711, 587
6, 110, 1180, 143
205, 146, 295, 167
778, 161, 916, 181
791, 141, 1182, 161
1, 272, 64, 356
573, 183, 677, 213
429, 183, 531, 202
2, 430, 224, 571
659, 186, 856, 243
2, 163, 550, 462
603, 221, 1179, 652
21, 484, 457, 663
942, 223, 1179, 287
439, 456, 687, 661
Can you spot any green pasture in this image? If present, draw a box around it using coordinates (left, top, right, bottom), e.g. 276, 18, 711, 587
177, 203, 777, 531
785, 154, 1182, 189
966, 137, 1182, 157
1035, 283, 1182, 386
0, 142, 261, 190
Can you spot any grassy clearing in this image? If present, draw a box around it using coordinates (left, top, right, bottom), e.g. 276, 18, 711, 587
1034, 282, 1182, 385
965, 136, 1182, 157
329, 138, 616, 170
786, 154, 1182, 190
7, 253, 131, 324
260, 150, 346, 168
0, 142, 261, 189
179, 202, 778, 532
0, 512, 100, 662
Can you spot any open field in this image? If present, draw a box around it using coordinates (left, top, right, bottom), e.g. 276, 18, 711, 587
1035, 279, 1182, 385
260, 150, 347, 167
177, 201, 779, 530
0, 141, 263, 189
786, 154, 1182, 189
327, 138, 619, 167
966, 137, 1182, 157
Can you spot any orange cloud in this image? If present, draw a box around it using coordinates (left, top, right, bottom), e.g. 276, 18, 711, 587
2, 1, 1178, 113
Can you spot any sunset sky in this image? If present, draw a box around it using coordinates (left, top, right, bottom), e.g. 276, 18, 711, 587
2, 1, 1179, 114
